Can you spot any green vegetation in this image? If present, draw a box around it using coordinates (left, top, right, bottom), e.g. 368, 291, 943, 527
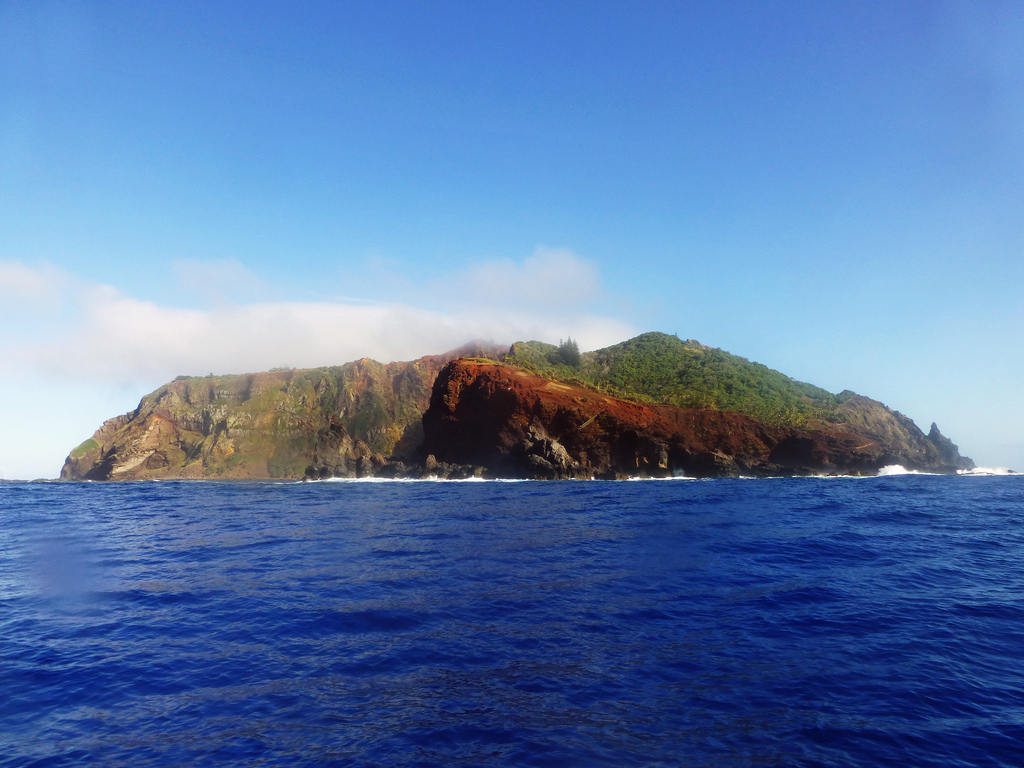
556, 338, 581, 368
509, 338, 580, 369
70, 438, 99, 458
346, 389, 392, 440
507, 340, 558, 369
267, 440, 313, 478
506, 332, 840, 426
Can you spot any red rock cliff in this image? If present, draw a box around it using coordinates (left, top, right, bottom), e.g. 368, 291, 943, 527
418, 360, 967, 478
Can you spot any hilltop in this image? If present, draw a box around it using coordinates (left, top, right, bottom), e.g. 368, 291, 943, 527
508, 332, 840, 425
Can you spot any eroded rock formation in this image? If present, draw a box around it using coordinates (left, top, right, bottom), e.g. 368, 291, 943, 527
61, 336, 973, 481
418, 360, 973, 478
60, 342, 504, 481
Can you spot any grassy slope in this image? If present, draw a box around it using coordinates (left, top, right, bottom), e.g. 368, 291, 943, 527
507, 332, 840, 427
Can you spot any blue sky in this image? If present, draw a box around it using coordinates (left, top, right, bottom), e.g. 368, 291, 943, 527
2, 1, 1022, 478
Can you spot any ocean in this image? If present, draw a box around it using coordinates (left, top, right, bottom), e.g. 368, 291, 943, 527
1, 476, 1022, 767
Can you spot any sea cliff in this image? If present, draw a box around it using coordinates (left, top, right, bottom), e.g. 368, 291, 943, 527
418, 359, 972, 478
61, 342, 504, 481
61, 334, 973, 480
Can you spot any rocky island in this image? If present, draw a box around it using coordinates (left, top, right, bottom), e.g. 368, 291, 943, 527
61, 333, 973, 480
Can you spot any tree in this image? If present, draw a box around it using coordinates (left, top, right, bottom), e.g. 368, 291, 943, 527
557, 337, 581, 368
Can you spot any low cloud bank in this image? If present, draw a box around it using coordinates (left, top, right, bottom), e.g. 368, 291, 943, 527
1, 249, 635, 387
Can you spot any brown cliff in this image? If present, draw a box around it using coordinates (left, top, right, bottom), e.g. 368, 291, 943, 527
61, 342, 505, 481
418, 360, 972, 478
61, 334, 973, 481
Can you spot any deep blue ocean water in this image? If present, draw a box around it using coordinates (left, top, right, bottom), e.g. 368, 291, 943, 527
2, 476, 1023, 767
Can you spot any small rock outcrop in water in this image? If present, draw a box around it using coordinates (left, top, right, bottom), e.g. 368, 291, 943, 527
61, 334, 973, 480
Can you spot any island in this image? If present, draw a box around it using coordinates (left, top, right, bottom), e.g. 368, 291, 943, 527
61, 333, 973, 480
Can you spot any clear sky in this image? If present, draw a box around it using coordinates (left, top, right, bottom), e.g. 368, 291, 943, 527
2, 0, 1022, 479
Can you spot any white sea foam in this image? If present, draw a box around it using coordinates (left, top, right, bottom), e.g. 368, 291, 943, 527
311, 474, 705, 483
876, 465, 938, 476
310, 475, 527, 483
293, 466, 1023, 483
625, 475, 697, 481
807, 473, 871, 479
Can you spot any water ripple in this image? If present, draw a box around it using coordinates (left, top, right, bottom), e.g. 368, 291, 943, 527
1, 476, 1023, 766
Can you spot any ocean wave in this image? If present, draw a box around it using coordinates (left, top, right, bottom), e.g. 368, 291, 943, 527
877, 464, 938, 476
958, 466, 1018, 476
807, 473, 873, 479
624, 475, 698, 481
308, 475, 528, 483
283, 467, 1020, 484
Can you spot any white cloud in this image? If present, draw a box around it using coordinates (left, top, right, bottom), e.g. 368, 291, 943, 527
451, 246, 602, 309
3, 250, 634, 386
171, 257, 269, 305
21, 296, 632, 385
0, 259, 66, 308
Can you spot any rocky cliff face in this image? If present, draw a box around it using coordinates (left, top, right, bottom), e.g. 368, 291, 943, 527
418, 361, 974, 478
62, 336, 973, 481
61, 343, 505, 481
